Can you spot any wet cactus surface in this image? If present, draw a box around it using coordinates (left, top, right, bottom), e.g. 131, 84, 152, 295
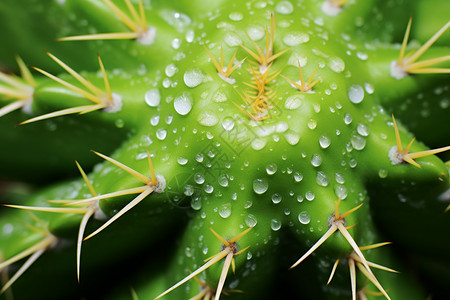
0, 0, 449, 299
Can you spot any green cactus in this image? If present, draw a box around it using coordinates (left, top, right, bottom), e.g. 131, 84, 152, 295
0, 0, 449, 299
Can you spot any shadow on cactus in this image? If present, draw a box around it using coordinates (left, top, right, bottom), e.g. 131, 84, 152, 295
0, 0, 450, 299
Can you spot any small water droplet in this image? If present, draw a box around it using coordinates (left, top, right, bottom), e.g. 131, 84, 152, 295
305, 192, 315, 201
228, 12, 243, 21
283, 31, 310, 46
311, 154, 322, 167
218, 175, 229, 187
307, 119, 317, 130
272, 193, 282, 204
246, 25, 265, 41
253, 178, 268, 194
319, 135, 331, 149
350, 134, 366, 150
177, 157, 188, 165
174, 92, 193, 115
184, 67, 204, 88
284, 94, 303, 110
156, 128, 167, 140
219, 203, 232, 218
145, 88, 161, 107
150, 114, 160, 126
357, 123, 369, 136
344, 113, 352, 125
294, 172, 303, 182
245, 214, 258, 227
276, 1, 294, 14
251, 138, 267, 150
221, 117, 235, 131
194, 173, 205, 184
316, 171, 329, 187
328, 56, 345, 73
198, 111, 219, 126
165, 64, 178, 77
270, 219, 282, 231
298, 211, 311, 224
266, 163, 278, 175
284, 132, 300, 145
348, 84, 365, 103
364, 82, 374, 94
335, 173, 345, 184
378, 169, 388, 178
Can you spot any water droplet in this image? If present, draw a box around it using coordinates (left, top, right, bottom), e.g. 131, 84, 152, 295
266, 163, 278, 175
115, 119, 124, 128
378, 169, 388, 178
284, 132, 300, 145
251, 138, 267, 150
275, 1, 294, 14
195, 153, 204, 163
198, 111, 219, 126
145, 88, 161, 107
165, 64, 178, 77
184, 67, 204, 88
221, 117, 235, 131
357, 123, 369, 136
173, 92, 193, 116
194, 173, 205, 184
348, 84, 364, 103
311, 154, 322, 167
349, 158, 358, 168
156, 128, 167, 140
276, 121, 289, 133
228, 12, 243, 21
334, 185, 348, 199
294, 172, 303, 182
245, 214, 258, 227
283, 31, 310, 46
307, 119, 317, 130
316, 171, 329, 187
224, 32, 242, 47
356, 51, 368, 61
218, 175, 229, 187
344, 113, 352, 125
350, 134, 366, 150
364, 82, 374, 94
272, 193, 282, 204
177, 157, 188, 165
298, 211, 311, 224
271, 219, 282, 231
328, 56, 345, 73
246, 25, 265, 41
219, 203, 232, 218
335, 173, 345, 184
285, 94, 303, 110
319, 135, 331, 148
253, 178, 268, 194
305, 192, 315, 201
213, 89, 227, 102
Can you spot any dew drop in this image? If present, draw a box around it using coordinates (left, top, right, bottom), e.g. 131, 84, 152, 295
145, 88, 161, 107
272, 193, 282, 204
224, 32, 242, 47
194, 173, 205, 184
221, 117, 235, 131
283, 31, 310, 46
344, 113, 352, 125
219, 203, 232, 218
165, 64, 178, 77
285, 94, 303, 110
348, 84, 364, 103
307, 119, 317, 130
156, 128, 167, 140
305, 192, 315, 201
357, 123, 369, 136
284, 132, 300, 145
204, 184, 214, 194
174, 92, 193, 115
246, 25, 265, 41
245, 214, 258, 227
275, 1, 294, 14
378, 169, 388, 178
335, 185, 348, 199
198, 111, 219, 126
184, 67, 204, 88
228, 12, 243, 21
350, 134, 366, 150
177, 157, 188, 165
271, 219, 282, 231
218, 175, 229, 187
253, 178, 268, 194
294, 172, 303, 182
311, 154, 322, 167
298, 211, 311, 224
319, 135, 331, 149
316, 171, 329, 187
251, 138, 267, 150
328, 56, 345, 73
266, 163, 278, 175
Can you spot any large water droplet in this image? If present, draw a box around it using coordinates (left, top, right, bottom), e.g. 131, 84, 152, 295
145, 88, 161, 107
194, 173, 205, 184
316, 171, 329, 187
221, 117, 235, 131
298, 211, 311, 224
184, 67, 204, 88
253, 178, 268, 194
350, 134, 366, 150
311, 154, 322, 167
174, 92, 193, 115
276, 1, 294, 14
357, 123, 369, 136
348, 84, 364, 103
218, 175, 229, 187
294, 172, 303, 182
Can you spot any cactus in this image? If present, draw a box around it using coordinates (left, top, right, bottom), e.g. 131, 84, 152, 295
0, 0, 449, 299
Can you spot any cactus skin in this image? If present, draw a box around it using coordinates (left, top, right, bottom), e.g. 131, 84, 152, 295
0, 0, 450, 299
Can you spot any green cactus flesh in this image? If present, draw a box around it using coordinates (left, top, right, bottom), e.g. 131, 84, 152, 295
0, 0, 449, 299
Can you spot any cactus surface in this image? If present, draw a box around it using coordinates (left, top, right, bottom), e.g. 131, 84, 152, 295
0, 0, 449, 299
